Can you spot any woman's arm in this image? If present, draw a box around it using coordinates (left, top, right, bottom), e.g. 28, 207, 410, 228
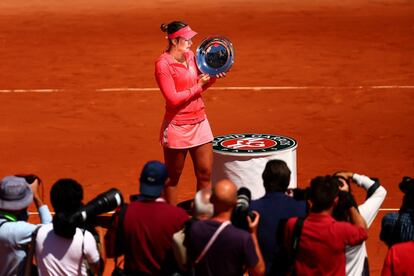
155, 60, 203, 108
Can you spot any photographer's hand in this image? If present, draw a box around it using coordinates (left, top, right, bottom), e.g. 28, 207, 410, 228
30, 178, 45, 209
247, 211, 260, 234
335, 171, 354, 192
335, 171, 353, 180
28, 176, 52, 224
246, 211, 266, 276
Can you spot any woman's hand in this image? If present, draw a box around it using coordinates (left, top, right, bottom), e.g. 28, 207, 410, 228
198, 74, 211, 87
215, 72, 226, 78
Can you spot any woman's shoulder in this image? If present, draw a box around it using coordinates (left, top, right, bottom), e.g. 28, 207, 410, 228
156, 51, 171, 61
155, 52, 169, 64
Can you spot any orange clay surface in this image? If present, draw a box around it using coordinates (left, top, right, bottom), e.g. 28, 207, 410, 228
0, 0, 413, 274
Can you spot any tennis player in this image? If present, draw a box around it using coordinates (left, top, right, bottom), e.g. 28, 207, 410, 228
155, 21, 224, 205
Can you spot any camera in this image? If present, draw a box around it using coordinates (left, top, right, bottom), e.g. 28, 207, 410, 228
70, 188, 124, 225
53, 188, 124, 239
231, 187, 256, 231
399, 176, 414, 194
15, 174, 41, 185
288, 187, 310, 201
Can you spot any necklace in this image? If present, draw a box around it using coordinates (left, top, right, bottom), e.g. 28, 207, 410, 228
173, 55, 185, 63
168, 51, 186, 63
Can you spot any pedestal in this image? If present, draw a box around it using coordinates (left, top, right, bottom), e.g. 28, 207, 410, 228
212, 133, 298, 200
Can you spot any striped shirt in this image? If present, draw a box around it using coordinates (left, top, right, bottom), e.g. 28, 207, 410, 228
380, 210, 414, 247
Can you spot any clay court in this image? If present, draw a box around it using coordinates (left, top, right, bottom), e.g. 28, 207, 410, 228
1, 0, 413, 274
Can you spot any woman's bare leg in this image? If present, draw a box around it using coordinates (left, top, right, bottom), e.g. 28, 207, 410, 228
189, 142, 213, 191
163, 147, 187, 205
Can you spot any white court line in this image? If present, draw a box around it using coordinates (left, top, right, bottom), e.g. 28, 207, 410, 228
97, 88, 158, 92
94, 85, 414, 92
210, 85, 414, 91
1, 85, 414, 93
0, 89, 62, 93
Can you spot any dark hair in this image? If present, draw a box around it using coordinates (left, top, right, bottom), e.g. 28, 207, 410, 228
160, 21, 188, 35
50, 178, 84, 238
53, 213, 76, 238
399, 176, 414, 212
50, 178, 83, 213
262, 160, 291, 193
309, 175, 340, 212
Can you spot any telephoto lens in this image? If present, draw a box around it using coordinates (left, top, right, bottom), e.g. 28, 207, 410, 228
231, 187, 256, 231
71, 188, 123, 224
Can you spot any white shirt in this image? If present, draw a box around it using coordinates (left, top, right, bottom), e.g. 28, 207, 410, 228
0, 205, 52, 276
35, 223, 100, 276
346, 173, 387, 276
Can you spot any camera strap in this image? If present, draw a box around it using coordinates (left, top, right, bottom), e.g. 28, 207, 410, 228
194, 220, 231, 264
114, 204, 128, 268
0, 211, 17, 222
23, 225, 41, 276
288, 217, 305, 276
81, 229, 86, 262
0, 212, 17, 230
291, 217, 304, 252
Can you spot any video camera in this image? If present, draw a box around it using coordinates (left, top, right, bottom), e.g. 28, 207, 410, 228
231, 187, 256, 231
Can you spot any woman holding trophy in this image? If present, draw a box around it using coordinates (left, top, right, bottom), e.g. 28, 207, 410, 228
154, 21, 226, 205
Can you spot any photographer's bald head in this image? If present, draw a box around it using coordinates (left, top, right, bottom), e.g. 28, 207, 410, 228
211, 179, 238, 216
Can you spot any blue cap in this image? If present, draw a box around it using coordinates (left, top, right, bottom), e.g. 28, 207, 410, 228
139, 161, 168, 198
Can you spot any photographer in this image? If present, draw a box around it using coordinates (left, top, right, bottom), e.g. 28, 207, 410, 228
171, 188, 214, 273
249, 160, 307, 274
184, 179, 265, 276
285, 175, 368, 275
105, 160, 189, 275
333, 171, 387, 276
0, 175, 52, 276
380, 176, 414, 247
34, 178, 101, 275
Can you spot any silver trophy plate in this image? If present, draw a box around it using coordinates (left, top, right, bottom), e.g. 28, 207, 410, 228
196, 36, 234, 76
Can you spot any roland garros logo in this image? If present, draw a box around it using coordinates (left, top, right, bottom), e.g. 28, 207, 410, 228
213, 134, 297, 154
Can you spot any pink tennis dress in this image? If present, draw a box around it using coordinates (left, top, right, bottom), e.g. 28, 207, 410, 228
155, 50, 214, 149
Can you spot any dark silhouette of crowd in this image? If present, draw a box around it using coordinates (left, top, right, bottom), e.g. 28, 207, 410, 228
1, 160, 413, 275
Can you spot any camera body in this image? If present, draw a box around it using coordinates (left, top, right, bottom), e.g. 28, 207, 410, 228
15, 174, 40, 185
231, 187, 256, 231
288, 187, 310, 201
399, 176, 414, 194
